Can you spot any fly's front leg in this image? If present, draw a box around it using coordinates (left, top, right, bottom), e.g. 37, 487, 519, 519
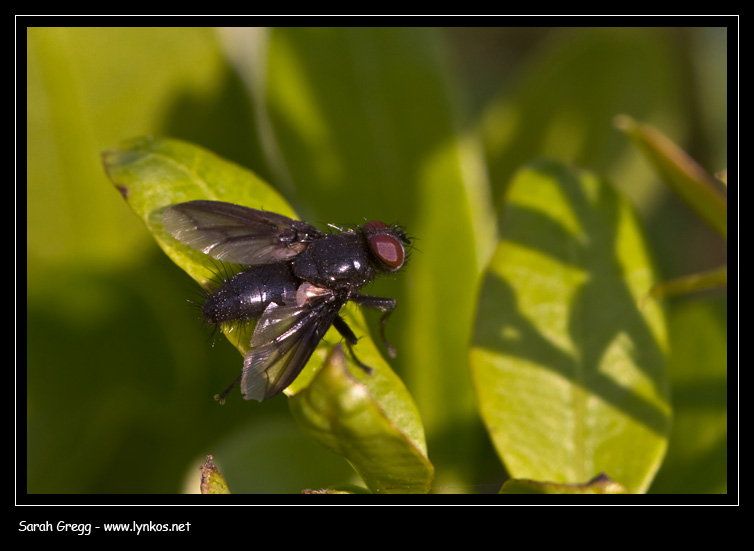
350, 293, 398, 358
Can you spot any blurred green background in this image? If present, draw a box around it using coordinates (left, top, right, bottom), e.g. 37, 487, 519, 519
25, 27, 727, 494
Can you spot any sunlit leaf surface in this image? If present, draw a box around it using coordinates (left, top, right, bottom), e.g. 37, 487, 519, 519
471, 160, 671, 493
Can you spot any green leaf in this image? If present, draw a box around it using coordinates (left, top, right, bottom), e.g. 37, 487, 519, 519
289, 346, 434, 494
470, 159, 671, 494
500, 473, 628, 494
614, 115, 727, 239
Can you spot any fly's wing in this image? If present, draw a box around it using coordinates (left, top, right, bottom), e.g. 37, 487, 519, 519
241, 293, 345, 401
162, 200, 322, 265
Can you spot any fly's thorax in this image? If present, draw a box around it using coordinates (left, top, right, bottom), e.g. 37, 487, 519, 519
291, 232, 375, 289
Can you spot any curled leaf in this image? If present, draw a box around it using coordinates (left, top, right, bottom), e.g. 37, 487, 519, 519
614, 115, 727, 239
290, 346, 434, 494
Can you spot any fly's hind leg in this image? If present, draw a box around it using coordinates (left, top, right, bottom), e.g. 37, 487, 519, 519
214, 374, 242, 405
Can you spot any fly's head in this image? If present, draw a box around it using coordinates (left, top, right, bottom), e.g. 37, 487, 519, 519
362, 221, 411, 273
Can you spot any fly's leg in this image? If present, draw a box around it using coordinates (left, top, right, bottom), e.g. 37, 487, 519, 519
214, 374, 242, 405
333, 315, 374, 375
350, 294, 398, 358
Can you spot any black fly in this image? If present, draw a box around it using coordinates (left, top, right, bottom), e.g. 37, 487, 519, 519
162, 200, 410, 402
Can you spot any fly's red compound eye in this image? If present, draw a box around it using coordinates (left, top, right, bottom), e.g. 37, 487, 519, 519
364, 221, 406, 270
369, 233, 404, 269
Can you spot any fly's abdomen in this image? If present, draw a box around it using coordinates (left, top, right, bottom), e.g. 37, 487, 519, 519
203, 264, 299, 324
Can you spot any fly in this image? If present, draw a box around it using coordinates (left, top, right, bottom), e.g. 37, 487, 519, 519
162, 200, 410, 402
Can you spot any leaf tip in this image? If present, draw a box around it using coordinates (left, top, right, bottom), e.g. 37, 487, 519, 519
613, 113, 636, 132
200, 454, 231, 494
115, 184, 130, 200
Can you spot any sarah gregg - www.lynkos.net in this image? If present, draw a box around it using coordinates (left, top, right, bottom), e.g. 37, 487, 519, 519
19, 521, 192, 535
